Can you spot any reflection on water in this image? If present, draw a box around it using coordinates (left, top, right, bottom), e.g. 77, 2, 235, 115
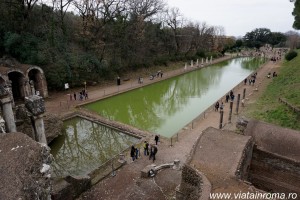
50, 117, 140, 177
84, 57, 266, 138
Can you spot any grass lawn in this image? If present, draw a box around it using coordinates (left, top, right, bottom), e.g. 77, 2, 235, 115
245, 51, 300, 131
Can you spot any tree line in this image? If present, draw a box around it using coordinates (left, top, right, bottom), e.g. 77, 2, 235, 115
0, 0, 297, 90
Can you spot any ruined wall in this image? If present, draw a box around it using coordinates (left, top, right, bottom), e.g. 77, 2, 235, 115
15, 105, 63, 144
235, 137, 255, 180
176, 164, 203, 200
249, 147, 300, 195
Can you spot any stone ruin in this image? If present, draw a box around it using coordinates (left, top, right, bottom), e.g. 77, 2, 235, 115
0, 85, 62, 199
176, 119, 300, 199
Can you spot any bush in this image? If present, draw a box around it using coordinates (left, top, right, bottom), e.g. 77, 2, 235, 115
285, 50, 298, 61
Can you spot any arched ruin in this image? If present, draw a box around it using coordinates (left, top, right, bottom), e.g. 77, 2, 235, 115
0, 57, 48, 103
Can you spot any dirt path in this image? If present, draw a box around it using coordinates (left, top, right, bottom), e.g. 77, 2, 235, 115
45, 58, 282, 199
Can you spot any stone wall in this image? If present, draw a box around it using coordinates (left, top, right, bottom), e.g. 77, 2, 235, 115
176, 164, 202, 200
249, 147, 300, 195
235, 137, 255, 180
15, 105, 63, 144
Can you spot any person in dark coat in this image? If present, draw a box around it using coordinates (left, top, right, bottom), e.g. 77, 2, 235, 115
149, 145, 158, 162
154, 135, 159, 145
130, 145, 136, 161
215, 101, 219, 111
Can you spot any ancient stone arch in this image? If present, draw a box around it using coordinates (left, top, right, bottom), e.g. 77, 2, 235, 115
0, 57, 48, 103
26, 66, 48, 97
7, 70, 26, 101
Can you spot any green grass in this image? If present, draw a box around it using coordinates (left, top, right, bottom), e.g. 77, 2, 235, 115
245, 50, 300, 130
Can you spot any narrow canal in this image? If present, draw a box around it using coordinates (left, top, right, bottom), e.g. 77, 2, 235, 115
50, 57, 266, 177
84, 57, 266, 138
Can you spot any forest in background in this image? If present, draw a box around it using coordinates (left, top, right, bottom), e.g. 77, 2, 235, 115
0, 0, 299, 90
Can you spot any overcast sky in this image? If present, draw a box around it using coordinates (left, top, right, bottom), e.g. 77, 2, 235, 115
166, 0, 296, 37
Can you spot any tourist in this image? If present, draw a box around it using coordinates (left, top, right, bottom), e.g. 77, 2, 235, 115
135, 147, 139, 160
85, 91, 88, 100
230, 94, 235, 102
130, 145, 136, 161
144, 141, 149, 155
149, 145, 158, 162
215, 101, 219, 111
154, 135, 159, 145
220, 102, 224, 112
73, 92, 76, 100
225, 94, 229, 103
244, 78, 247, 85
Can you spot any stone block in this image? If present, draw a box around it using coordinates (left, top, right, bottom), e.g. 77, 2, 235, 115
0, 85, 9, 98
141, 165, 155, 178
25, 95, 45, 116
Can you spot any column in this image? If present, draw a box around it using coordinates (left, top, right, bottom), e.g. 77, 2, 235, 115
0, 96, 16, 132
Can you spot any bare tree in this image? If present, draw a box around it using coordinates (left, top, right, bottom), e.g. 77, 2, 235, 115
127, 0, 165, 20
164, 7, 184, 54
52, 0, 73, 33
285, 31, 300, 49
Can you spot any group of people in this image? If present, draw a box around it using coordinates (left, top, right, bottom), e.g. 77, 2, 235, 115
150, 70, 163, 80
244, 72, 257, 86
214, 101, 224, 112
130, 135, 159, 162
267, 72, 278, 78
69, 89, 88, 101
225, 90, 235, 103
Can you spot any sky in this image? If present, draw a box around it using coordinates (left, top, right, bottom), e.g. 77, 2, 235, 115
166, 0, 296, 37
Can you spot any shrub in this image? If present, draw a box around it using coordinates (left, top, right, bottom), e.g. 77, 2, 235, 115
285, 50, 298, 61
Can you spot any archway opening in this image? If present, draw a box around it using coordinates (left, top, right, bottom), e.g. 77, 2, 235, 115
8, 71, 25, 101
28, 68, 43, 95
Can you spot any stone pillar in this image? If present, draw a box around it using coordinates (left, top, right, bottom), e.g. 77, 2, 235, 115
228, 101, 233, 123
0, 97, 16, 132
206, 57, 208, 63
191, 60, 193, 67
201, 58, 204, 66
243, 88, 246, 99
173, 159, 181, 170
236, 94, 241, 114
219, 110, 224, 129
210, 56, 212, 64
196, 59, 199, 67
25, 95, 47, 144
0, 85, 16, 132
33, 115, 47, 143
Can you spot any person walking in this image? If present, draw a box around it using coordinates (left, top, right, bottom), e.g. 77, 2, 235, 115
130, 145, 136, 161
149, 145, 158, 162
154, 135, 159, 145
220, 102, 224, 112
73, 92, 76, 100
135, 147, 139, 160
215, 101, 219, 111
143, 141, 149, 155
225, 94, 229, 103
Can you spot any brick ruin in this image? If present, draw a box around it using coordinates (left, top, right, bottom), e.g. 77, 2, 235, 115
176, 120, 300, 199
0, 57, 48, 103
